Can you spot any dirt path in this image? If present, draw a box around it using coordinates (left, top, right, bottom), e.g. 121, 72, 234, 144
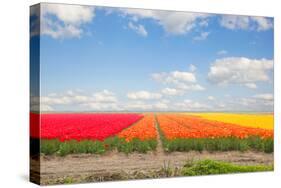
36, 150, 273, 184
154, 114, 164, 154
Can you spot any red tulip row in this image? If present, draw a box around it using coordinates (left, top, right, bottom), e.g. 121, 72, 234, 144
30, 113, 143, 141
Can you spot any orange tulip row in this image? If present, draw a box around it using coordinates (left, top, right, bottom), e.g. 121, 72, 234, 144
118, 114, 157, 141
156, 114, 273, 140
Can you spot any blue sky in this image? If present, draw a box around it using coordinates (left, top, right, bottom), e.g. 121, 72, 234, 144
30, 3, 274, 112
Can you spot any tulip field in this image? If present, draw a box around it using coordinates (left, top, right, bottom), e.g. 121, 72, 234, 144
156, 114, 273, 153
32, 113, 143, 141
118, 114, 157, 141
30, 112, 274, 156
186, 113, 274, 129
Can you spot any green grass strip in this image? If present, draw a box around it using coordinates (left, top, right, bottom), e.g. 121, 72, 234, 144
181, 159, 273, 176
162, 136, 273, 153
40, 137, 157, 156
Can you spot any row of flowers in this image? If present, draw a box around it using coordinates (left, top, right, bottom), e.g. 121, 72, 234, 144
157, 114, 273, 140
118, 114, 157, 141
30, 113, 144, 141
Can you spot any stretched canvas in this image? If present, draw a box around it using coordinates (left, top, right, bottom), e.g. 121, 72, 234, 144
30, 3, 274, 185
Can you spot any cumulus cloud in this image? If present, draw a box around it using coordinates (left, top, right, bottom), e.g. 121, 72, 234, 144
210, 93, 274, 112
175, 99, 210, 111
30, 103, 53, 112
208, 57, 273, 88
124, 101, 153, 111
238, 95, 273, 111
41, 17, 83, 39
244, 83, 257, 89
40, 104, 54, 111
207, 96, 215, 100
124, 100, 168, 111
128, 22, 148, 37
175, 84, 205, 91
254, 93, 273, 101
30, 95, 54, 112
193, 31, 210, 41
123, 99, 212, 111
93, 90, 117, 103
161, 88, 184, 96
250, 17, 274, 31
152, 70, 205, 94
152, 71, 196, 84
120, 8, 210, 35
220, 15, 273, 31
81, 103, 121, 111
31, 3, 95, 39
127, 91, 162, 100
40, 90, 118, 111
154, 102, 169, 110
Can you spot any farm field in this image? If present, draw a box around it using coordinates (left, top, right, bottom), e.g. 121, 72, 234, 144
30, 112, 274, 184
30, 112, 274, 155
156, 114, 273, 153
31, 113, 143, 140
185, 113, 274, 130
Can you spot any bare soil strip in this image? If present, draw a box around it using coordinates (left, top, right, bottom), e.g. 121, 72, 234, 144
37, 151, 273, 184
154, 114, 164, 154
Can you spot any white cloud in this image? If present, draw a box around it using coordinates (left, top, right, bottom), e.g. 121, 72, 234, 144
154, 102, 169, 110
220, 15, 249, 30
120, 8, 210, 35
93, 90, 117, 103
127, 91, 162, 100
41, 17, 83, 39
207, 96, 215, 100
42, 4, 94, 24
160, 99, 170, 104
175, 99, 210, 111
124, 101, 166, 111
220, 15, 273, 31
251, 17, 273, 31
175, 83, 205, 91
31, 104, 54, 112
40, 90, 118, 111
193, 31, 210, 41
124, 101, 153, 111
152, 71, 196, 84
31, 94, 55, 112
161, 88, 184, 96
152, 69, 205, 94
211, 94, 273, 112
237, 95, 273, 111
124, 100, 169, 111
254, 93, 273, 101
208, 57, 273, 88
245, 83, 257, 89
37, 3, 95, 39
217, 50, 228, 55
128, 22, 148, 37
41, 104, 54, 111
81, 103, 121, 111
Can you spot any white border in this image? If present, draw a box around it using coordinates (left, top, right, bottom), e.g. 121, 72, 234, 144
0, 0, 280, 188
